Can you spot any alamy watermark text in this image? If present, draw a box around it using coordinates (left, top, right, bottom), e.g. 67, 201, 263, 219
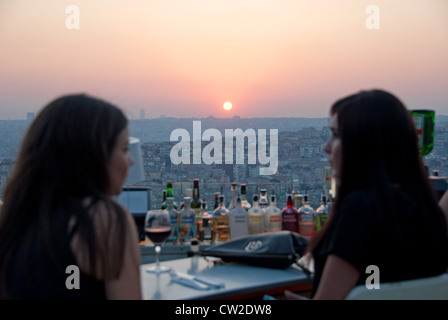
170, 121, 278, 175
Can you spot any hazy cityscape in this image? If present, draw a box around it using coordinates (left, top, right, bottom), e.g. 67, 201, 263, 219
1, 115, 448, 210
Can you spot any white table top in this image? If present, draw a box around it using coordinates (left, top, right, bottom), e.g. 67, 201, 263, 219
140, 256, 311, 300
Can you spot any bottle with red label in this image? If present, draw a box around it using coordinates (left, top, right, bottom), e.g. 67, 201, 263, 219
411, 109, 434, 156
265, 194, 282, 232
281, 194, 299, 233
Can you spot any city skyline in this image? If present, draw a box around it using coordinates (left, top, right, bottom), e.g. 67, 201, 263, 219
2, 116, 448, 203
1, 1, 448, 120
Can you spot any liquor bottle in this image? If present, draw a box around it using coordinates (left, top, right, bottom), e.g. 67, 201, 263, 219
228, 182, 238, 211
209, 191, 221, 242
190, 179, 203, 241
213, 192, 220, 210
201, 201, 212, 243
166, 197, 179, 244
298, 194, 316, 241
411, 109, 435, 156
211, 195, 230, 244
292, 179, 303, 210
180, 189, 192, 210
323, 167, 332, 199
247, 195, 264, 235
282, 194, 299, 233
240, 184, 251, 210
259, 189, 269, 210
162, 180, 178, 210
265, 194, 282, 232
327, 194, 333, 216
228, 195, 248, 240
315, 194, 329, 232
191, 179, 202, 211
179, 197, 196, 244
161, 190, 166, 209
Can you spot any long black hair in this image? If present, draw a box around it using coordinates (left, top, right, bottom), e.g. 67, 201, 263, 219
0, 94, 129, 297
308, 89, 445, 254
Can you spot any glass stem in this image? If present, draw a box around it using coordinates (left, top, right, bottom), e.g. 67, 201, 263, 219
155, 245, 161, 272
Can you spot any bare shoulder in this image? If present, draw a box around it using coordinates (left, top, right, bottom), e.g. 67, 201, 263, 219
71, 197, 140, 279
83, 197, 137, 237
440, 190, 448, 214
439, 191, 448, 226
85, 197, 131, 222
90, 198, 141, 299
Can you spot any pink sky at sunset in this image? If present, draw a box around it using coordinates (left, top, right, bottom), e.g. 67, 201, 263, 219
0, 0, 447, 119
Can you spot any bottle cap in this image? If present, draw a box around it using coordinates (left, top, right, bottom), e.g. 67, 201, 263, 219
190, 240, 199, 253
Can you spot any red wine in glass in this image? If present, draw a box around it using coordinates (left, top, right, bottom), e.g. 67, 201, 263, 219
145, 209, 172, 274
145, 226, 172, 245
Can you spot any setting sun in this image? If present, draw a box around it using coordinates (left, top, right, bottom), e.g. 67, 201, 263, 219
223, 102, 233, 111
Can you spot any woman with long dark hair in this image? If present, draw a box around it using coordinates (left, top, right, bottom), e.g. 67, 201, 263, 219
289, 89, 448, 299
0, 94, 141, 299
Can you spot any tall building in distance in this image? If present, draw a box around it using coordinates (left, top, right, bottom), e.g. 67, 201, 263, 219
27, 112, 34, 122
139, 109, 146, 120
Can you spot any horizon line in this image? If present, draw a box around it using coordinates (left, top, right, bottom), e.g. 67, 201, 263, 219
2, 115, 448, 121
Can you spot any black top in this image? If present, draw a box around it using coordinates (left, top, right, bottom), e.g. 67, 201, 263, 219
7, 211, 106, 300
312, 188, 448, 297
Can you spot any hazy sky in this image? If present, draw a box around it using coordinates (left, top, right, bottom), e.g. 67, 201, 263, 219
1, 0, 447, 119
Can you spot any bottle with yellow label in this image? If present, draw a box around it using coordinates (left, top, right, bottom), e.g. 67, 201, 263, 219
247, 195, 264, 235
211, 195, 230, 244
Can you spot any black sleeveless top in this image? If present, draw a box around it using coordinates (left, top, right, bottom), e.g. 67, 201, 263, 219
7, 210, 106, 300
311, 188, 448, 297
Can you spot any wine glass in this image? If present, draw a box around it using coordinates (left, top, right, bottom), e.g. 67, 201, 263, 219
145, 209, 172, 274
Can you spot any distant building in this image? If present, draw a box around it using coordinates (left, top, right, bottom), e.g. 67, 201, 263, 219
27, 112, 34, 121
140, 109, 146, 120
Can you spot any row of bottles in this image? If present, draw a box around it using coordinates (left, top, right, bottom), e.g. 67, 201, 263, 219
159, 179, 331, 245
